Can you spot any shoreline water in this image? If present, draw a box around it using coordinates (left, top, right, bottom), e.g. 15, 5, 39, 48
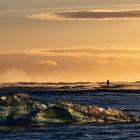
0, 82, 140, 95
0, 83, 139, 139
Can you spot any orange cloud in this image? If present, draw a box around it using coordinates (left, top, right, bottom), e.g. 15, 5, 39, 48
26, 9, 140, 21
37, 60, 58, 66
30, 48, 140, 58
0, 48, 140, 82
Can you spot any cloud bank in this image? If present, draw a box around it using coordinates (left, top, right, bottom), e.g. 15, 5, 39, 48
37, 60, 58, 66
1, 48, 140, 82
26, 9, 140, 21
30, 48, 140, 58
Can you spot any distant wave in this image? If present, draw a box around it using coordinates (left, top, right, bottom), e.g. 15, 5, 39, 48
0, 82, 140, 92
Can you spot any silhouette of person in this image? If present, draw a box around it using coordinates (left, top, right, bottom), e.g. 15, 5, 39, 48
107, 80, 110, 87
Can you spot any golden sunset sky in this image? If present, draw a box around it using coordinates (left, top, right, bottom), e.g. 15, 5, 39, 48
1, 0, 140, 82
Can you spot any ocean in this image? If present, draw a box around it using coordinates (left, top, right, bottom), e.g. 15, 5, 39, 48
0, 82, 140, 140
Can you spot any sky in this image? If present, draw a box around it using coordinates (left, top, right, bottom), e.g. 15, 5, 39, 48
1, 0, 140, 82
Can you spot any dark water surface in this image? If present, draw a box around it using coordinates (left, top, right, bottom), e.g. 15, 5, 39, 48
0, 90, 140, 140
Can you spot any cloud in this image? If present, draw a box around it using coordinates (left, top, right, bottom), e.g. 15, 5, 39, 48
26, 9, 140, 21
37, 60, 58, 66
30, 48, 140, 58
0, 48, 140, 82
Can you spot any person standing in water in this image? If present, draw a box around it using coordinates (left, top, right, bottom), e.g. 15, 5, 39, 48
107, 80, 110, 87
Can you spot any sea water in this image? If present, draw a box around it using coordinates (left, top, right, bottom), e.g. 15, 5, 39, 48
0, 88, 140, 140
